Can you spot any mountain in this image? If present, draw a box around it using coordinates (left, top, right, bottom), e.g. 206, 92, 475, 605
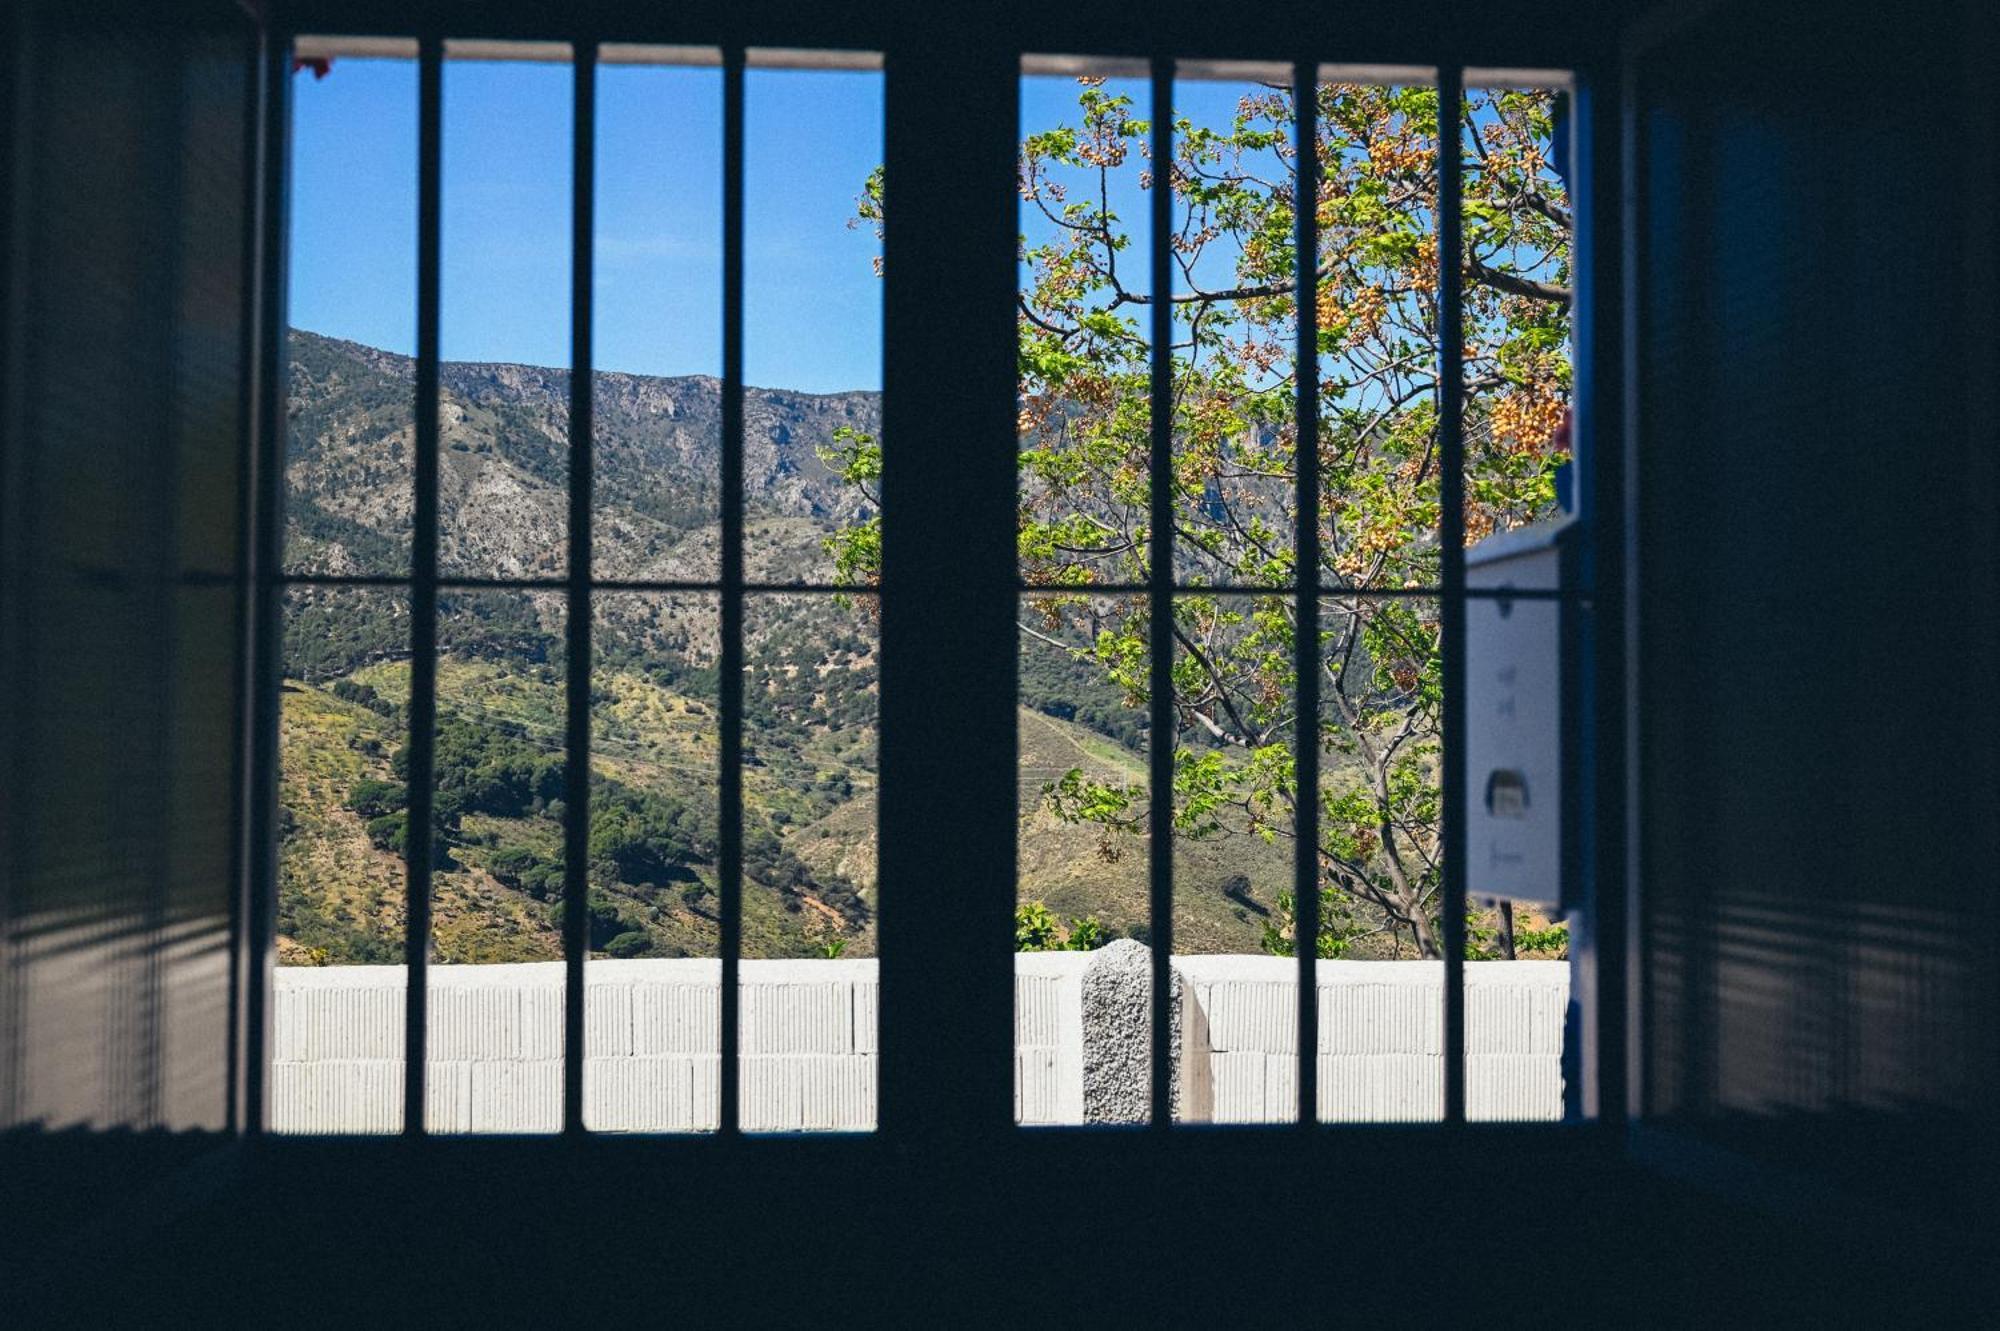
285, 327, 878, 583
276, 328, 1283, 967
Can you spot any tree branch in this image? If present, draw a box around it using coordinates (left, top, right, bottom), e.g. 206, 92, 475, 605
1467, 258, 1569, 304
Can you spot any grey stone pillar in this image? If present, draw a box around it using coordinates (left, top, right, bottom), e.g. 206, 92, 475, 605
1080, 939, 1213, 1123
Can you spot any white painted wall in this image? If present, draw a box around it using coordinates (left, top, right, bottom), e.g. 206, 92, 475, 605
1015, 952, 1089, 1124
271, 956, 1567, 1133
1172, 956, 1569, 1123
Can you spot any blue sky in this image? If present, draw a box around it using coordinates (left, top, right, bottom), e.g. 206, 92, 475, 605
1018, 74, 1285, 303
289, 58, 885, 392
290, 61, 1298, 394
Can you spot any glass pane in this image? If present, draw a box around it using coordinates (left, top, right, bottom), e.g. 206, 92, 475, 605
1016, 589, 1151, 1125
1463, 905, 1571, 1123
1171, 63, 1297, 590
1017, 64, 1153, 591
273, 587, 410, 1134
426, 591, 569, 1134
1170, 592, 1299, 1123
744, 56, 883, 589
585, 593, 722, 1132
439, 48, 573, 579
1315, 593, 1444, 1122
1460, 79, 1574, 552
1459, 76, 1573, 1122
593, 55, 724, 583
285, 55, 416, 577
1313, 74, 1443, 591
738, 594, 880, 1131
736, 51, 885, 1128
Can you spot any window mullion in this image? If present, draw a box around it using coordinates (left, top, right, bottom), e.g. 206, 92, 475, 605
562, 38, 596, 1136
1437, 63, 1469, 1125
1146, 56, 1175, 1130
1292, 59, 1321, 1129
402, 32, 444, 1138
241, 28, 293, 1138
718, 42, 745, 1138
876, 45, 1018, 1138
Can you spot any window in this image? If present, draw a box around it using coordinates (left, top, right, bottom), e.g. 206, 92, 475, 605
1010, 57, 1577, 1124
261, 29, 1586, 1137
273, 39, 884, 1134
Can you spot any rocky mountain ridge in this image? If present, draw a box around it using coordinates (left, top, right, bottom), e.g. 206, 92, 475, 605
285, 327, 880, 583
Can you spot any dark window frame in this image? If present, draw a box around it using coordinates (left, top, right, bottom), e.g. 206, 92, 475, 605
242, 14, 1629, 1143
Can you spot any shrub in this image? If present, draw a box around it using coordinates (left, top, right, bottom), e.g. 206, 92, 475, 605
363, 811, 453, 870
1016, 900, 1108, 952
543, 892, 639, 950
345, 779, 404, 820
364, 812, 406, 852
330, 678, 396, 716
487, 845, 561, 900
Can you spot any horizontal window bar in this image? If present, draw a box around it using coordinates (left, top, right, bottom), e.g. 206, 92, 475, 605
1021, 52, 1150, 78
291, 37, 731, 68
1022, 57, 1438, 82
1015, 582, 1578, 601
600, 43, 722, 67
283, 573, 1580, 604
746, 47, 882, 71
1464, 66, 1574, 90
278, 574, 878, 594
1175, 58, 1293, 83
288, 39, 877, 72
1316, 62, 1438, 83
293, 35, 419, 61
443, 38, 574, 62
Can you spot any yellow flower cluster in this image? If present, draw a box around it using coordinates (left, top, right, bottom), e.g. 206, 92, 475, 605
1321, 283, 1387, 348
1489, 387, 1566, 456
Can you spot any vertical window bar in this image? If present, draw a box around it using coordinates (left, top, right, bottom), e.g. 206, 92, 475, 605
1291, 61, 1321, 1128
718, 43, 746, 1137
1437, 64, 1468, 1125
403, 33, 444, 1137
1147, 56, 1176, 1128
1617, 66, 1648, 1122
241, 29, 292, 1137
562, 40, 596, 1135
227, 23, 260, 1135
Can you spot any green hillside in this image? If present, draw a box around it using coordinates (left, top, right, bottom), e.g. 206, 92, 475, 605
280, 607, 882, 963
279, 651, 1292, 963
276, 327, 1529, 966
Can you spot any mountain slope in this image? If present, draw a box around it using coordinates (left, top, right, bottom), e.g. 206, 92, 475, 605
277, 328, 1291, 964
285, 327, 878, 582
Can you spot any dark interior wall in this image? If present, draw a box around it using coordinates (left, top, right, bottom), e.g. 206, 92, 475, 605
278, 0, 1615, 67
0, 3, 254, 1131
0, 0, 1994, 1303
1629, 1, 1997, 1198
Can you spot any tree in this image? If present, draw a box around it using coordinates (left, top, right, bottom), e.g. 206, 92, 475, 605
1015, 900, 1109, 952
832, 78, 1570, 958
545, 891, 641, 952
604, 930, 654, 959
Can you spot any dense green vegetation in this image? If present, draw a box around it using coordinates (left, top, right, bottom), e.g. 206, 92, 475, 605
280, 598, 877, 963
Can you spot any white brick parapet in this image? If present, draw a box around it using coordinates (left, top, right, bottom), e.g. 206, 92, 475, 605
271, 956, 1567, 1133
1171, 956, 1568, 1122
